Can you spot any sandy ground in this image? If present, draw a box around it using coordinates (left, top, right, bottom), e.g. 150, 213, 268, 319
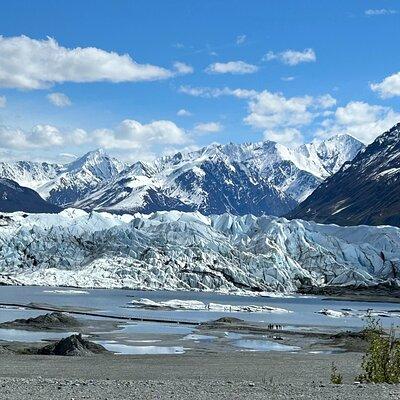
1, 298, 400, 399
0, 351, 399, 399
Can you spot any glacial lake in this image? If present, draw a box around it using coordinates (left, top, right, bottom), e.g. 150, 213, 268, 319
1, 285, 399, 330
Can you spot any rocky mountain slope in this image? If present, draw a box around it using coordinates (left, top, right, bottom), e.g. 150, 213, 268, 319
76, 134, 363, 216
289, 123, 400, 227
0, 134, 363, 216
0, 209, 398, 292
0, 150, 125, 207
0, 179, 61, 213
41, 149, 126, 206
0, 161, 62, 189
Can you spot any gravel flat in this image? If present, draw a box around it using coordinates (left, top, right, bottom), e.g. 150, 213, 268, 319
1, 352, 399, 399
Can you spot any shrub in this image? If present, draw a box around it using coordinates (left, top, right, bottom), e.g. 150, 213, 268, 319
330, 362, 343, 384
357, 313, 400, 384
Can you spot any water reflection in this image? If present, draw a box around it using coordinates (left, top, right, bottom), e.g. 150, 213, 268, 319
0, 328, 78, 342
233, 339, 300, 352
96, 341, 186, 355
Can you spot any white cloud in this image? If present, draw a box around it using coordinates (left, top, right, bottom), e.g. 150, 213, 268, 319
193, 122, 222, 133
316, 101, 400, 143
179, 85, 257, 99
315, 94, 337, 109
177, 109, 192, 117
0, 95, 6, 107
0, 124, 63, 149
371, 72, 400, 98
59, 153, 77, 159
47, 92, 72, 107
236, 35, 247, 45
0, 119, 189, 155
173, 61, 194, 75
93, 119, 188, 149
281, 76, 295, 82
265, 48, 316, 66
69, 128, 90, 145
205, 61, 258, 74
244, 90, 334, 130
264, 128, 304, 147
365, 9, 397, 16
0, 35, 173, 89
244, 90, 336, 145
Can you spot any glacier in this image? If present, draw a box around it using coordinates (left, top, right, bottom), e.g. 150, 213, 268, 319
0, 209, 399, 293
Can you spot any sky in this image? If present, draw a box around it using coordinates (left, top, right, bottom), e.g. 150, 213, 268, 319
0, 0, 399, 163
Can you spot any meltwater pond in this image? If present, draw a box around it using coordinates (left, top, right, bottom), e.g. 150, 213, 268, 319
0, 328, 78, 342
1, 285, 400, 330
234, 339, 300, 352
95, 341, 186, 355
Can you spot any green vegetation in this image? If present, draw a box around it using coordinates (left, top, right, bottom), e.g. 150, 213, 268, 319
357, 314, 400, 384
330, 362, 343, 384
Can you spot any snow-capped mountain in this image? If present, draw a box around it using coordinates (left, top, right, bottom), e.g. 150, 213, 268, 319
0, 161, 62, 189
76, 134, 363, 216
290, 123, 400, 227
0, 178, 61, 213
0, 134, 363, 216
0, 209, 398, 292
0, 150, 125, 208
41, 149, 126, 206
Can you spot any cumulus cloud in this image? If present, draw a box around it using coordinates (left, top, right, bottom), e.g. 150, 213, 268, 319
244, 90, 334, 130
365, 9, 397, 16
93, 119, 188, 149
193, 122, 222, 133
371, 72, 400, 98
236, 35, 247, 45
316, 101, 400, 143
0, 119, 189, 157
173, 61, 194, 75
0, 35, 173, 89
265, 48, 316, 66
47, 92, 72, 107
177, 109, 192, 117
0, 95, 6, 107
244, 90, 336, 145
179, 85, 257, 99
0, 124, 63, 149
205, 61, 258, 74
315, 94, 337, 109
264, 128, 304, 147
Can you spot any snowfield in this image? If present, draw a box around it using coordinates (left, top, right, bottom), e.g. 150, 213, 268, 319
0, 209, 399, 293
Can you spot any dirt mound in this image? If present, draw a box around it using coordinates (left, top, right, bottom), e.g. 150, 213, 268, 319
0, 312, 81, 331
0, 345, 12, 354
212, 317, 245, 324
38, 334, 108, 356
200, 317, 245, 327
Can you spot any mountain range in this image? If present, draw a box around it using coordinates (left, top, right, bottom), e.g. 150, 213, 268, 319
290, 123, 400, 227
0, 134, 363, 216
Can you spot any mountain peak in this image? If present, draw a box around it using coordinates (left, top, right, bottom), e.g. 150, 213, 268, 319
68, 148, 108, 168
289, 122, 400, 227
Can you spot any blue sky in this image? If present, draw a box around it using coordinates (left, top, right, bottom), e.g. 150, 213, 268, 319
0, 0, 399, 162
